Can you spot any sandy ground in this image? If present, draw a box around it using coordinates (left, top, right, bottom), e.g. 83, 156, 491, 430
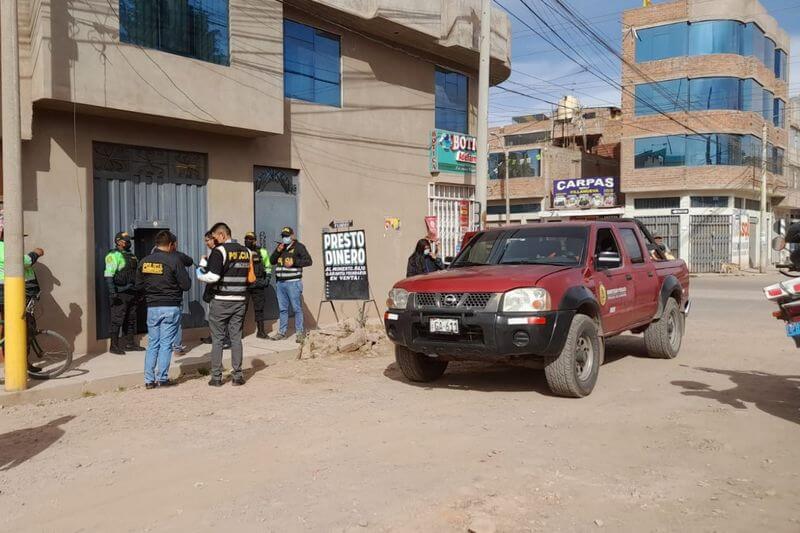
1, 276, 799, 532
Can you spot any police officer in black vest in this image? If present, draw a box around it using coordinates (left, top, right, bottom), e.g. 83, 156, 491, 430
104, 231, 144, 355
196, 222, 251, 386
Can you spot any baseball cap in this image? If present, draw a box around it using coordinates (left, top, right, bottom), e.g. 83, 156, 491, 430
115, 231, 131, 241
245, 231, 257, 239
281, 226, 294, 236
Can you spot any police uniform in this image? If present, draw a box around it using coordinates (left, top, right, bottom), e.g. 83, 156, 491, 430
104, 231, 143, 354
0, 241, 42, 309
244, 231, 272, 338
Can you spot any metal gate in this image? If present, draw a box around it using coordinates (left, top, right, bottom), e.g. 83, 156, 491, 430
749, 217, 758, 269
690, 215, 732, 273
93, 142, 208, 339
637, 215, 680, 258
428, 183, 479, 260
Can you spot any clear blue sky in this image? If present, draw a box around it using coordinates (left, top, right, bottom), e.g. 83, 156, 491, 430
490, 0, 800, 125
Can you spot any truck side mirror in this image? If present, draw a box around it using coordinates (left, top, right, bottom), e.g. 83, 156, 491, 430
772, 236, 786, 252
596, 251, 621, 270
444, 256, 454, 263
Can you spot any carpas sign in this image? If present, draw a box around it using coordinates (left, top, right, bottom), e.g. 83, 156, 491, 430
552, 176, 619, 210
322, 229, 369, 301
430, 129, 477, 174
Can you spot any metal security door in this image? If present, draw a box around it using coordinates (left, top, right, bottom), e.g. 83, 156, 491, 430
690, 215, 732, 273
637, 215, 680, 257
428, 183, 479, 260
93, 142, 208, 339
254, 166, 299, 321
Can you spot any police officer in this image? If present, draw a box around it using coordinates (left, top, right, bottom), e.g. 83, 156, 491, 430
104, 231, 143, 355
244, 231, 271, 338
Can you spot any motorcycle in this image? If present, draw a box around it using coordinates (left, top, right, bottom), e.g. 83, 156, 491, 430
763, 222, 800, 347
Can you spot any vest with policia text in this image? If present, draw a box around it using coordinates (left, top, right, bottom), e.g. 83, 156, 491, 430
212, 242, 251, 301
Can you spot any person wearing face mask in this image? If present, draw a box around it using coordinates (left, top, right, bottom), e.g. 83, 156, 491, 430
406, 238, 444, 277
104, 231, 144, 355
270, 227, 313, 342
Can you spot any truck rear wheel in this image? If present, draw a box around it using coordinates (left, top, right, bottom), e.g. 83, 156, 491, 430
644, 298, 683, 359
544, 314, 602, 398
395, 345, 448, 382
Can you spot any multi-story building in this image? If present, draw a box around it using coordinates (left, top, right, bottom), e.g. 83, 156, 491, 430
783, 96, 800, 211
0, 1, 511, 355
487, 104, 622, 225
621, 0, 791, 272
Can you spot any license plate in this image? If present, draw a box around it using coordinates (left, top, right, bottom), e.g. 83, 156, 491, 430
430, 318, 459, 335
787, 322, 800, 337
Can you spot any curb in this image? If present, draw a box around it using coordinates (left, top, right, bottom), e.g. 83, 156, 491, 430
0, 348, 299, 407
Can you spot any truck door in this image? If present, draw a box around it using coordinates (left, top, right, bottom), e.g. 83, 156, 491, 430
618, 226, 659, 323
592, 227, 634, 334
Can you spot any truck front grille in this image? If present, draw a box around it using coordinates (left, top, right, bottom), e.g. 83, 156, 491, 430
414, 292, 493, 310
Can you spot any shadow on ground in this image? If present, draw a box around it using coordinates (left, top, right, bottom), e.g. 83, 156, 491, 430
672, 367, 800, 426
0, 415, 76, 471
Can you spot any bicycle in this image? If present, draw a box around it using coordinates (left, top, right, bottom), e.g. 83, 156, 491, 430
1, 293, 72, 379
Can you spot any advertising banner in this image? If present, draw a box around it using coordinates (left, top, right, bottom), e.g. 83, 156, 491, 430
424, 216, 438, 241
552, 177, 619, 209
322, 230, 369, 301
430, 129, 477, 174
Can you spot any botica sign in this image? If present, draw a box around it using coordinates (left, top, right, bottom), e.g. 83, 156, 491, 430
430, 129, 477, 174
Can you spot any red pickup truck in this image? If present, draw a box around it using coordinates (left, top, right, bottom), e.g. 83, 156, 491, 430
384, 219, 690, 397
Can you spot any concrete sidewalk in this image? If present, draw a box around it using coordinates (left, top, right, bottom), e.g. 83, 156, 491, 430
0, 335, 300, 406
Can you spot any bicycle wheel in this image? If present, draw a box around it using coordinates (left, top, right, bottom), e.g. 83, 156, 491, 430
28, 330, 72, 379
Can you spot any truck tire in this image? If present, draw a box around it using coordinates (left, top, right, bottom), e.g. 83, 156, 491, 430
395, 345, 448, 382
644, 298, 683, 359
544, 314, 602, 398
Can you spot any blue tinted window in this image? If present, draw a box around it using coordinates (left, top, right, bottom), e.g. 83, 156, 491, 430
741, 22, 765, 60
635, 79, 688, 115
119, 0, 230, 65
435, 68, 469, 133
741, 78, 763, 112
774, 99, 785, 128
508, 149, 541, 177
284, 20, 341, 107
634, 136, 686, 168
689, 20, 740, 56
774, 147, 785, 175
762, 89, 774, 121
691, 196, 729, 208
686, 134, 744, 166
688, 77, 739, 111
488, 153, 505, 180
763, 37, 776, 69
635, 22, 687, 62
775, 49, 788, 81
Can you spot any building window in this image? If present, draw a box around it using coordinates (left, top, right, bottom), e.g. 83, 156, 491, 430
635, 22, 687, 62
583, 112, 597, 119
762, 89, 774, 122
745, 199, 761, 211
487, 203, 541, 215
634, 197, 681, 209
635, 79, 688, 115
508, 149, 541, 177
119, 0, 230, 65
688, 77, 739, 112
488, 153, 505, 180
634, 135, 687, 168
775, 49, 788, 81
691, 196, 729, 208
774, 99, 786, 128
505, 131, 551, 146
763, 37, 776, 70
435, 67, 468, 133
741, 78, 763, 113
688, 20, 740, 56
284, 20, 341, 107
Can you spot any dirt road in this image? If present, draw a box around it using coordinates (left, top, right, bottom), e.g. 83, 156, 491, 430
2, 276, 799, 532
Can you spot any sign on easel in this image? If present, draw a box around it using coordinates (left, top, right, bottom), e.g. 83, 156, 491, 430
322, 229, 369, 301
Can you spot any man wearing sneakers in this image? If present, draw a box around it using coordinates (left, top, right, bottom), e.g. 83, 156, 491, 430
196, 223, 251, 386
270, 226, 312, 343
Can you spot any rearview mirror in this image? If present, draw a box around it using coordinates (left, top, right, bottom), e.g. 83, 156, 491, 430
596, 251, 621, 269
772, 236, 786, 252
444, 256, 454, 263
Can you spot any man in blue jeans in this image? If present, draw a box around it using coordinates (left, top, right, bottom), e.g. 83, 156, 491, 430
135, 231, 191, 388
270, 227, 313, 343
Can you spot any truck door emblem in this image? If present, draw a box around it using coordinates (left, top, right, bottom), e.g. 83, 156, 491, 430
443, 294, 459, 306
598, 284, 607, 306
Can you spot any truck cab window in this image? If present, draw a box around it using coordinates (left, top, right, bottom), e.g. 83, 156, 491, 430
595, 228, 622, 269
619, 228, 645, 264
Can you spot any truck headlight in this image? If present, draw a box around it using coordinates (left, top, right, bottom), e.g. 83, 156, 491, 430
502, 288, 551, 312
387, 288, 410, 310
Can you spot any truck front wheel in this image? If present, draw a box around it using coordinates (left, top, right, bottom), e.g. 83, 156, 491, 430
544, 314, 602, 398
395, 345, 448, 382
644, 298, 683, 359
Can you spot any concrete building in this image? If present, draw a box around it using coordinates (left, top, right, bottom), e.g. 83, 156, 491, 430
782, 96, 800, 215
0, 0, 511, 356
621, 0, 792, 272
487, 104, 622, 225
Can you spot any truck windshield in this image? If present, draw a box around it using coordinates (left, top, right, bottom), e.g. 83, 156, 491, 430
498, 226, 588, 266
450, 231, 500, 268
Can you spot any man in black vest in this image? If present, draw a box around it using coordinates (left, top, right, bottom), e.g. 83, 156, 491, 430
196, 222, 250, 386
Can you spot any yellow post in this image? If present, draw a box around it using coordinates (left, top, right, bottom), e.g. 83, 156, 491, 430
643, 0, 652, 6
4, 278, 27, 390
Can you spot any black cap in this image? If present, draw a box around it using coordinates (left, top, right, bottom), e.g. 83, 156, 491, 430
245, 231, 257, 239
281, 226, 294, 236
115, 231, 131, 242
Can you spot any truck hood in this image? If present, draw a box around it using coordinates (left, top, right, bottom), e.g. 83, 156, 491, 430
395, 265, 573, 293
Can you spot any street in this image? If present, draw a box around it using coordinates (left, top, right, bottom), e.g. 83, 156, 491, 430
1, 275, 799, 532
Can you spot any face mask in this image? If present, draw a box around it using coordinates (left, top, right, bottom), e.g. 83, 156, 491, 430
282, 237, 292, 245
121, 240, 132, 251
423, 249, 431, 256
245, 240, 256, 250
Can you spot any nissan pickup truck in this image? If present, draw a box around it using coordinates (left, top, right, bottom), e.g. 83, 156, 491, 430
384, 220, 690, 397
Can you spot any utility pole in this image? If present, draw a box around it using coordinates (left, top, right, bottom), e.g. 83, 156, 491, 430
475, 0, 491, 228
2, 0, 28, 391
760, 121, 768, 274
504, 147, 510, 225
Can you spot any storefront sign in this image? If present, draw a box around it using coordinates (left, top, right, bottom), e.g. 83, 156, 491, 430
430, 129, 477, 174
322, 229, 369, 301
552, 177, 618, 210
671, 208, 689, 215
425, 216, 439, 241
459, 200, 470, 229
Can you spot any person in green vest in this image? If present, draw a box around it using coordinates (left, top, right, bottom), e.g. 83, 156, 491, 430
0, 232, 44, 311
244, 231, 272, 339
104, 231, 144, 355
